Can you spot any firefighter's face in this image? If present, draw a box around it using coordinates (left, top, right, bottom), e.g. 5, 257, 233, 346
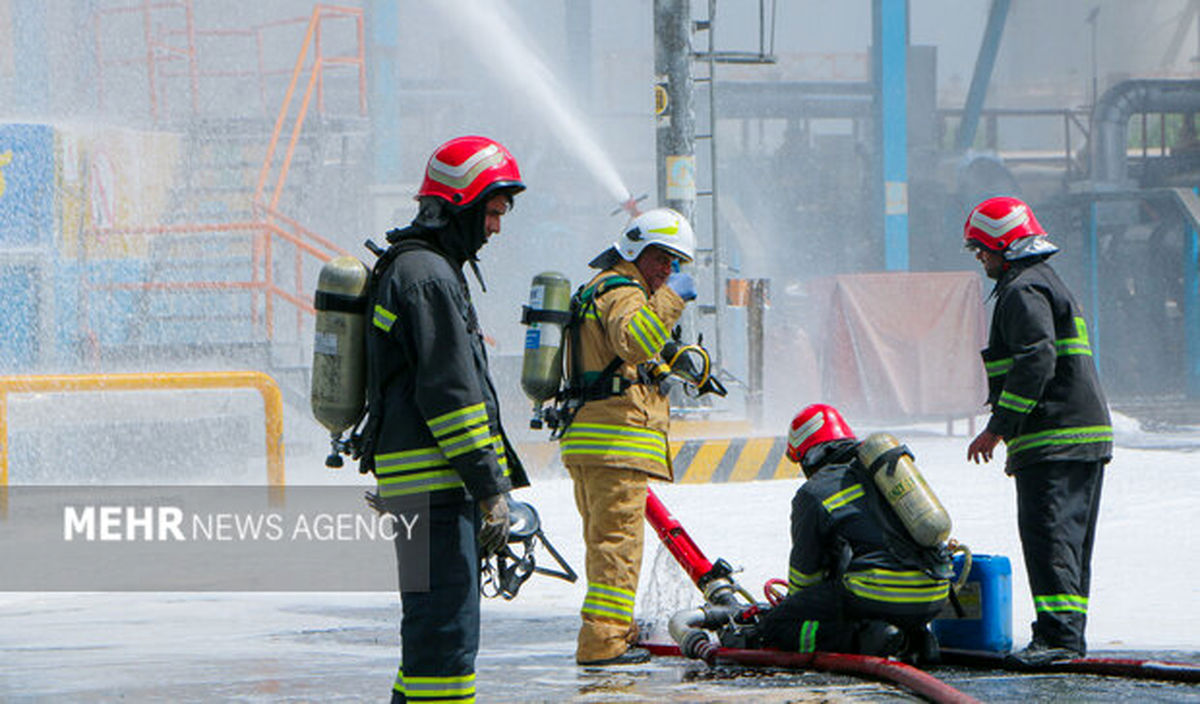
973, 246, 1006, 280
483, 194, 511, 240
636, 245, 679, 292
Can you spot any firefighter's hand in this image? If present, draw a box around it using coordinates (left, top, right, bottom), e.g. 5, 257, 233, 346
478, 493, 511, 558
968, 430, 1002, 464
666, 272, 697, 301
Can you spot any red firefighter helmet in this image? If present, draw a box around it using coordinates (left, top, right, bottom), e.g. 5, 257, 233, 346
787, 404, 856, 464
963, 196, 1046, 251
418, 136, 525, 208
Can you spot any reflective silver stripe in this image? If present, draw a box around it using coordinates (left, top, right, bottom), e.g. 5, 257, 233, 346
561, 423, 668, 465
375, 446, 463, 497
627, 307, 668, 357
985, 358, 1013, 377
1055, 317, 1093, 357
822, 484, 864, 512
1007, 425, 1113, 454
375, 446, 448, 473
582, 582, 635, 623
428, 403, 489, 438
843, 569, 949, 604
1035, 593, 1088, 614
998, 390, 1036, 414
398, 671, 477, 699
374, 304, 397, 333
377, 470, 463, 497
789, 566, 824, 592
798, 621, 819, 653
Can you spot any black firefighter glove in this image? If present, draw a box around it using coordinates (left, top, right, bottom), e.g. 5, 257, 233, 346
478, 492, 511, 559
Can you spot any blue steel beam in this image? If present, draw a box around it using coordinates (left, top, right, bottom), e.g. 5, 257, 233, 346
368, 0, 402, 184
873, 0, 908, 271
956, 0, 1011, 152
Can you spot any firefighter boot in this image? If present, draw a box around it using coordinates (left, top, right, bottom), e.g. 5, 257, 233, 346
577, 646, 651, 667
902, 625, 941, 666
853, 620, 906, 658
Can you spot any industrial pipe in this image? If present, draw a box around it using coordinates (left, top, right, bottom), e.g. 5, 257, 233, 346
1091, 79, 1200, 186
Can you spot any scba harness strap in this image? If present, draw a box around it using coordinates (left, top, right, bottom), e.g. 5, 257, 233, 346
548, 274, 648, 437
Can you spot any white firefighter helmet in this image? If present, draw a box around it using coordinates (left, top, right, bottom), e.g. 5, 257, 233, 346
615, 208, 695, 263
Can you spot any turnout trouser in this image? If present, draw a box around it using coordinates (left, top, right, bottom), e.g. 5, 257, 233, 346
567, 464, 649, 663
759, 580, 946, 653
1015, 459, 1105, 653
390, 500, 479, 704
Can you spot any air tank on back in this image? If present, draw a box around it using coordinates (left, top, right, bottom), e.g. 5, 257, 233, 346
520, 271, 572, 428
311, 256, 371, 451
857, 432, 952, 547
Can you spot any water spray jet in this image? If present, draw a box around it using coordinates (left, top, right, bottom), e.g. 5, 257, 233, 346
436, 0, 634, 209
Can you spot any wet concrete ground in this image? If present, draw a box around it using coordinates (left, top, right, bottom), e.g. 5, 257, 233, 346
2, 596, 1195, 703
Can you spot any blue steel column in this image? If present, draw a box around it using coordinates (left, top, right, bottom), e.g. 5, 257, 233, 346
955, 0, 1010, 152
873, 0, 909, 271
1087, 201, 1102, 377
368, 0, 402, 184
1187, 195, 1200, 395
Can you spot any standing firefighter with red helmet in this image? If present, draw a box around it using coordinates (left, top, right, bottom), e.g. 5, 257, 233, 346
963, 196, 1112, 667
749, 404, 953, 663
364, 136, 529, 703
560, 208, 698, 666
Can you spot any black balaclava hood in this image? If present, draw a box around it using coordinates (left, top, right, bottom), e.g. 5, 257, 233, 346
389, 195, 491, 289
801, 438, 859, 478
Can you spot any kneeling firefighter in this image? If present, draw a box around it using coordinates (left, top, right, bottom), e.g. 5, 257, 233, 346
749, 404, 956, 663
560, 207, 698, 666
364, 136, 529, 704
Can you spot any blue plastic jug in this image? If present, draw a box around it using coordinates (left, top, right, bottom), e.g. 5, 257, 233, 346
930, 553, 1013, 653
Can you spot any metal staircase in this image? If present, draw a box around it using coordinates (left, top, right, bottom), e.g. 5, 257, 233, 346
83, 3, 369, 411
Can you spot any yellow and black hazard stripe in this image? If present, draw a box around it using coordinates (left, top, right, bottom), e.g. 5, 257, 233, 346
667, 436, 800, 483
517, 436, 801, 483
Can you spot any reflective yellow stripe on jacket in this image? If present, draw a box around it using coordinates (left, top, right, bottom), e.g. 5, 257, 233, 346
560, 422, 669, 471
788, 566, 825, 594
1006, 425, 1113, 456
428, 403, 494, 459
843, 569, 949, 605
375, 436, 509, 498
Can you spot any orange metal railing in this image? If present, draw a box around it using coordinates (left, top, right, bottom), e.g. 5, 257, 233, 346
94, 1, 366, 124
254, 5, 367, 210
85, 3, 365, 348
79, 217, 350, 344
0, 371, 286, 517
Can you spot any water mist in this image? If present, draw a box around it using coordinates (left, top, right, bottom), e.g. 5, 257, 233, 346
434, 0, 633, 208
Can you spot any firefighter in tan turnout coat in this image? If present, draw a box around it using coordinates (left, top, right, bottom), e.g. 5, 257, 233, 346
560, 208, 697, 666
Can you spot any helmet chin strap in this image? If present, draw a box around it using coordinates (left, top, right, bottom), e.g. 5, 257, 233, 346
469, 259, 487, 292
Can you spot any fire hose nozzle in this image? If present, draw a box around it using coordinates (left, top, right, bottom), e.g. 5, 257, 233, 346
610, 193, 648, 217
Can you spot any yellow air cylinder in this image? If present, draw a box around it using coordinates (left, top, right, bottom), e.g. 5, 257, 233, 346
520, 272, 572, 406
311, 256, 370, 435
857, 432, 952, 547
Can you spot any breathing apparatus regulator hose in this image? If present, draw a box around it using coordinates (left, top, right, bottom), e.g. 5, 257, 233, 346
947, 539, 973, 591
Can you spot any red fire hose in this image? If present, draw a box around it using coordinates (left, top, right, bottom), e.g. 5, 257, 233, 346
642, 488, 981, 704
644, 486, 713, 585
643, 642, 980, 704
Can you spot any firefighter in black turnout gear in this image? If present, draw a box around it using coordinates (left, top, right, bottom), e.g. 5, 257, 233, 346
755, 404, 951, 663
964, 196, 1111, 667
364, 136, 529, 704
